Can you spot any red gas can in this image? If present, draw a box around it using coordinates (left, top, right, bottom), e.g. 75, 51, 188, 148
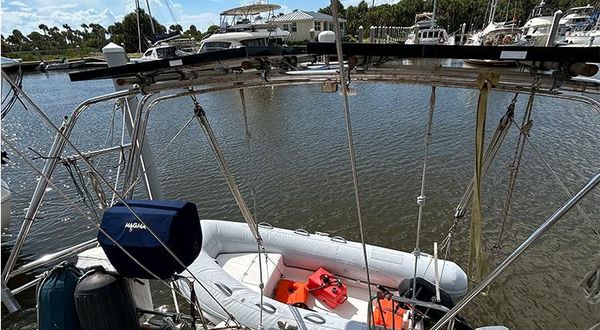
307, 267, 348, 309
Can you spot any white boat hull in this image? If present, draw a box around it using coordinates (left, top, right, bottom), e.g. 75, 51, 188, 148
180, 220, 468, 329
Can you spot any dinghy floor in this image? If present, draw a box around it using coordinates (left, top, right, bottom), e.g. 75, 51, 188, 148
216, 252, 372, 322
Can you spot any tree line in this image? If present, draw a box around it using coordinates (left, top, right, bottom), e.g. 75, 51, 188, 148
1, 9, 216, 55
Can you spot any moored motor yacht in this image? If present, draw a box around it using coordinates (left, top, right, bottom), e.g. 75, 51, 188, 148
563, 19, 600, 46
198, 3, 289, 53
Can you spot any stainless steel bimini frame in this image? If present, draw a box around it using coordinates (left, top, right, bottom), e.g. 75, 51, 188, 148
1, 64, 599, 328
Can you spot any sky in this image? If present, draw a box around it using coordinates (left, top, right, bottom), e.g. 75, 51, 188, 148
0, 0, 399, 36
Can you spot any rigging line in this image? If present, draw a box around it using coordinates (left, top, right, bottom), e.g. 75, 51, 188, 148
164, 0, 178, 26
73, 161, 102, 221
190, 95, 261, 242
121, 114, 196, 198
0, 136, 211, 314
63, 162, 89, 207
1, 70, 25, 119
111, 100, 129, 206
257, 238, 265, 329
510, 117, 600, 241
329, 1, 374, 327
186, 97, 255, 324
410, 86, 436, 326
494, 75, 540, 252
1, 72, 17, 103
454, 93, 518, 219
440, 93, 519, 267
238, 89, 265, 327
238, 88, 258, 222
0, 77, 238, 321
95, 102, 119, 170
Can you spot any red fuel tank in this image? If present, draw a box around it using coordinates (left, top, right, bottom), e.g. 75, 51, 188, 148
307, 267, 348, 309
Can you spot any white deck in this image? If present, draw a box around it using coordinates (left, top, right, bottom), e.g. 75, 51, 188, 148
215, 252, 372, 322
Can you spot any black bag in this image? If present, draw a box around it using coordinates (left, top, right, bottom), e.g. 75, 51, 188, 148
98, 200, 202, 279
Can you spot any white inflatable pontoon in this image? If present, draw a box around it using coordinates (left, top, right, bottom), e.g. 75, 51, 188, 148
179, 220, 468, 329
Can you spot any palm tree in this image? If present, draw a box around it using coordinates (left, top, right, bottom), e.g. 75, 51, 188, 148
63, 24, 73, 44
38, 24, 48, 36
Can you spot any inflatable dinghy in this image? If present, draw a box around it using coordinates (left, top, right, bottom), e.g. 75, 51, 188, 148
179, 220, 469, 329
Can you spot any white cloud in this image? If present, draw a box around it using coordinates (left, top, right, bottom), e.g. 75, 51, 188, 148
38, 3, 79, 11
1, 0, 134, 35
1, 6, 121, 35
8, 1, 28, 7
178, 12, 220, 32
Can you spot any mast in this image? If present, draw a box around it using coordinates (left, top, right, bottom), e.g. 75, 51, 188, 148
145, 0, 156, 35
431, 0, 437, 27
488, 0, 499, 25
135, 0, 142, 53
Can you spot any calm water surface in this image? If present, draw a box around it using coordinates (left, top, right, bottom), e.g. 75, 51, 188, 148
1, 70, 599, 329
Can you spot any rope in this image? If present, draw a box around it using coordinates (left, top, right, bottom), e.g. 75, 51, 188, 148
95, 102, 119, 170
237, 88, 266, 328
73, 161, 101, 220
454, 93, 518, 219
1, 69, 26, 119
409, 86, 436, 327
257, 238, 265, 330
111, 101, 129, 206
493, 75, 541, 254
329, 2, 375, 328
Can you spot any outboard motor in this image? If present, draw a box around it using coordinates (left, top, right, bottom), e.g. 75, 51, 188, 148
398, 277, 473, 330
98, 200, 202, 279
37, 261, 83, 330
74, 266, 140, 330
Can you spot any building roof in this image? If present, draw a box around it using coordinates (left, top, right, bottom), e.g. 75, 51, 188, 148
271, 10, 346, 23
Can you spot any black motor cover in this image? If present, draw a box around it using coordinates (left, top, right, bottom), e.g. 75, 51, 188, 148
398, 277, 473, 330
74, 266, 140, 330
98, 200, 202, 279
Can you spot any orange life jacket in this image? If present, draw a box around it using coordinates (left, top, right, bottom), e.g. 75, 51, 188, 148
373, 297, 407, 329
274, 279, 309, 307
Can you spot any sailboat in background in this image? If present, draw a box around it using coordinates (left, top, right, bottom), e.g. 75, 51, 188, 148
130, 0, 198, 62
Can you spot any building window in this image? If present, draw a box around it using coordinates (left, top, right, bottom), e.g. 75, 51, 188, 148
291, 22, 297, 32
283, 24, 289, 31
314, 21, 321, 31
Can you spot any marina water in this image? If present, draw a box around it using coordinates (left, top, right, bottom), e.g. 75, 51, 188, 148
1, 70, 599, 329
